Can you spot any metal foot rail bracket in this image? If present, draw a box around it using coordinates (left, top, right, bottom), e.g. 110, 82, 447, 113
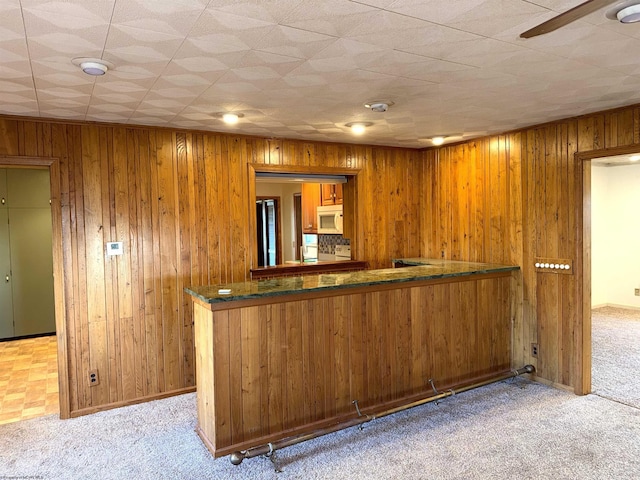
229, 365, 536, 467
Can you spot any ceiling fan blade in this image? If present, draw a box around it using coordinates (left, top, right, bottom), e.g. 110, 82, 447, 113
520, 0, 620, 38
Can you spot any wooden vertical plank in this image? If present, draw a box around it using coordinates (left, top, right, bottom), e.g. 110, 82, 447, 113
284, 301, 304, 429
336, 295, 352, 415
228, 308, 244, 444
113, 127, 136, 400
266, 303, 284, 434
241, 306, 262, 438
212, 310, 232, 446
80, 125, 108, 407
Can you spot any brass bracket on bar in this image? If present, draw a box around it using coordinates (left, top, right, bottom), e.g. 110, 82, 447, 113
428, 378, 440, 405
352, 399, 370, 430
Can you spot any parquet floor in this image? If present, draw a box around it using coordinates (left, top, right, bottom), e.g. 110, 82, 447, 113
0, 335, 59, 425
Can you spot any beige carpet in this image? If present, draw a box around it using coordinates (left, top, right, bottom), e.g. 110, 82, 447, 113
1, 310, 639, 479
592, 306, 640, 409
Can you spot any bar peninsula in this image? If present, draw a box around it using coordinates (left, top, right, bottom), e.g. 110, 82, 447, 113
185, 259, 520, 459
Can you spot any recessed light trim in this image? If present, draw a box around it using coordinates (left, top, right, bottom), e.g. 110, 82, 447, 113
617, 4, 640, 23
72, 57, 114, 76
364, 101, 394, 113
431, 136, 446, 146
630, 154, 640, 162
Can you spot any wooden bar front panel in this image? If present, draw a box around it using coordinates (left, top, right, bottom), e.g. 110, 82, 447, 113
193, 273, 512, 457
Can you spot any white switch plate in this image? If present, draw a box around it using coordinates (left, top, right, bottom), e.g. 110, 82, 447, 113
106, 242, 123, 256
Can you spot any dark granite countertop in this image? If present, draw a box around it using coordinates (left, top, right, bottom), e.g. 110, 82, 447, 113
185, 258, 519, 305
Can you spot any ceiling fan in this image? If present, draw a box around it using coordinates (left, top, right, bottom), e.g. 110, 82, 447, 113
520, 0, 626, 38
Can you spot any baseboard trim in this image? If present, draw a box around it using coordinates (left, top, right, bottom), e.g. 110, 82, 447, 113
528, 375, 576, 393
68, 386, 196, 418
592, 303, 640, 311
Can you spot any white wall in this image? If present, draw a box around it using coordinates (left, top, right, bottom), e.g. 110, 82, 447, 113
255, 182, 301, 262
591, 164, 640, 308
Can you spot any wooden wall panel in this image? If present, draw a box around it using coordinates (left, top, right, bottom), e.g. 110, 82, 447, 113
421, 103, 640, 392
0, 116, 424, 416
2, 99, 638, 414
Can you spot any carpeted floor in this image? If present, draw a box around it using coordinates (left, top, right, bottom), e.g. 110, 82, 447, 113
592, 306, 640, 409
1, 309, 639, 480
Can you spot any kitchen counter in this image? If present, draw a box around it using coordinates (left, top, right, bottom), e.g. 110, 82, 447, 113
187, 258, 517, 305
249, 259, 366, 280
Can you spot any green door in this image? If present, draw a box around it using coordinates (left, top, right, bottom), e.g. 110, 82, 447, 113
0, 169, 14, 339
1, 168, 55, 338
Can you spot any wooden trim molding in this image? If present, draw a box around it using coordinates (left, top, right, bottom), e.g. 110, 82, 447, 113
574, 144, 640, 395
0, 155, 69, 418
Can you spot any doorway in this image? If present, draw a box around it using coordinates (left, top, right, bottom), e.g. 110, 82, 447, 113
256, 197, 281, 267
0, 155, 67, 420
589, 155, 640, 408
0, 166, 58, 424
1, 168, 55, 339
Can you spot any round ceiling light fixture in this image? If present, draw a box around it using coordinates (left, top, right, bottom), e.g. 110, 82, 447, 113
364, 101, 394, 113
617, 4, 640, 23
71, 57, 114, 76
431, 136, 446, 146
630, 154, 640, 162
345, 122, 372, 135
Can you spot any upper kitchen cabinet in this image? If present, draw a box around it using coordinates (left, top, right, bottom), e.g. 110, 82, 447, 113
302, 183, 321, 234
321, 183, 343, 205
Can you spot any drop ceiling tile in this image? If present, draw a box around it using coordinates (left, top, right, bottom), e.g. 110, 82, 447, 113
87, 103, 137, 114
85, 112, 131, 122
104, 25, 184, 61
111, 0, 206, 35
387, 0, 487, 24
2, 103, 40, 115
92, 80, 149, 94
93, 91, 147, 104
443, 0, 552, 37
20, 0, 116, 21
27, 31, 105, 57
255, 26, 337, 59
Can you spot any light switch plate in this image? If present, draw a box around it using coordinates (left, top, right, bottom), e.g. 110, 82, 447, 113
106, 241, 123, 256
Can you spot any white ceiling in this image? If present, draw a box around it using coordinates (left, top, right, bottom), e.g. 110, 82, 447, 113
4, 0, 640, 147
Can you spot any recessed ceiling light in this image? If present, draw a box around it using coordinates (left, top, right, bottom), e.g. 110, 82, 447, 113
617, 4, 640, 23
345, 122, 372, 135
630, 154, 640, 162
71, 57, 114, 76
214, 112, 244, 125
80, 61, 107, 76
222, 113, 239, 124
431, 136, 446, 146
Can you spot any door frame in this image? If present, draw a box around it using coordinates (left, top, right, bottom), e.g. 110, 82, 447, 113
576, 144, 640, 395
0, 155, 69, 419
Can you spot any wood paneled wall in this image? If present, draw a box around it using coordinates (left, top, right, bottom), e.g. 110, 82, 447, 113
421, 104, 640, 392
0, 117, 424, 416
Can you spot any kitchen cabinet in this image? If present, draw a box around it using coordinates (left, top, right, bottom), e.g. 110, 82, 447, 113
321, 183, 343, 205
301, 183, 320, 233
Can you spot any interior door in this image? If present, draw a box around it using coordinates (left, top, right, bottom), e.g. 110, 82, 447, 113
6, 169, 55, 337
0, 169, 13, 338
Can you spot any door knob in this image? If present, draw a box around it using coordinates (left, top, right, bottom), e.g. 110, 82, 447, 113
1, 198, 5, 205
5, 275, 9, 283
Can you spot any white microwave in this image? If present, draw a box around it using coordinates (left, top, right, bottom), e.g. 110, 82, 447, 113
317, 205, 343, 234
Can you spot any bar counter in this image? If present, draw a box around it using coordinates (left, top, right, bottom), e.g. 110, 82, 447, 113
185, 259, 518, 305
186, 259, 520, 459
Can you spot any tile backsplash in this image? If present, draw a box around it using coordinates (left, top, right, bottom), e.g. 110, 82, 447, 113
318, 234, 350, 254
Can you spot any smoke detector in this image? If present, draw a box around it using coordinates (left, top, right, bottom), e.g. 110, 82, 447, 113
364, 101, 394, 113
